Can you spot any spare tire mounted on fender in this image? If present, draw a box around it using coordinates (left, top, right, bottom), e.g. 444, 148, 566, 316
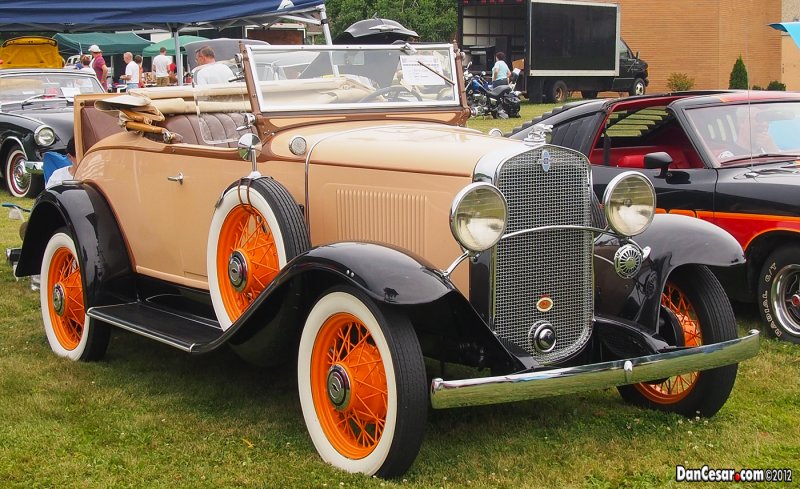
207, 178, 310, 329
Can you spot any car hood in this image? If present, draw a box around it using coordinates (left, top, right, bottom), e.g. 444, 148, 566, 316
8, 106, 74, 140
271, 121, 528, 177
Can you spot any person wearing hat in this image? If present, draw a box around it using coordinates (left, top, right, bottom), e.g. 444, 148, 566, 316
88, 44, 108, 92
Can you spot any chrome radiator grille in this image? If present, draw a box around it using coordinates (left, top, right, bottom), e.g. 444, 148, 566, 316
492, 146, 594, 365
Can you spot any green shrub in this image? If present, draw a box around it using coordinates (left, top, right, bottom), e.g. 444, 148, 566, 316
729, 56, 749, 89
767, 80, 786, 91
751, 85, 764, 91
666, 72, 695, 92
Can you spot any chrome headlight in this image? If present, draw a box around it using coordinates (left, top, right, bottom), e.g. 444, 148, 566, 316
450, 183, 508, 252
34, 125, 56, 147
602, 171, 656, 236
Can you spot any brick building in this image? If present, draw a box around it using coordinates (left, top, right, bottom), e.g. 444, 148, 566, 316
613, 0, 796, 91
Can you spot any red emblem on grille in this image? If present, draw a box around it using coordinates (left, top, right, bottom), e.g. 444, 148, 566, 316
536, 296, 553, 312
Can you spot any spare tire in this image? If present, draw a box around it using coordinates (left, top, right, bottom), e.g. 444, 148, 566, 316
207, 178, 310, 329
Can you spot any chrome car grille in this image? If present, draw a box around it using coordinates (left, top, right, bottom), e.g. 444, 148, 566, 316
492, 146, 593, 365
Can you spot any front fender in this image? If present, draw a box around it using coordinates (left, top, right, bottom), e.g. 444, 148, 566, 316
595, 213, 744, 332
16, 183, 135, 306
222, 242, 528, 372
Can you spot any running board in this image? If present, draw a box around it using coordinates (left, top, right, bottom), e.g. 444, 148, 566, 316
87, 302, 223, 353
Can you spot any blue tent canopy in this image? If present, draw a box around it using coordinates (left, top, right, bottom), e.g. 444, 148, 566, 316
769, 22, 800, 49
0, 0, 325, 32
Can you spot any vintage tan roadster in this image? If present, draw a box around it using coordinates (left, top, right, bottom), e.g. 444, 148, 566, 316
15, 43, 759, 477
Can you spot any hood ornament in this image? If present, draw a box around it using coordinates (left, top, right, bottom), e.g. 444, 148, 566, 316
523, 123, 552, 148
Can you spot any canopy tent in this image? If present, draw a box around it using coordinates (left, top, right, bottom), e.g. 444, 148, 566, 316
769, 22, 800, 49
0, 0, 331, 85
0, 0, 326, 32
53, 32, 153, 55
142, 36, 208, 57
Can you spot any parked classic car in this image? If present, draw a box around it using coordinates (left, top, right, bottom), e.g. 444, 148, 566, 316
509, 91, 800, 344
15, 45, 759, 478
0, 69, 104, 197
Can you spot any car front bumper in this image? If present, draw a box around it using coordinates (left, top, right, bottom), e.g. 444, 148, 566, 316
23, 160, 43, 175
430, 330, 760, 409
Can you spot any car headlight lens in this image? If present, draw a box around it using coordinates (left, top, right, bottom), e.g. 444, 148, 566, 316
602, 171, 656, 236
34, 125, 56, 147
450, 183, 508, 252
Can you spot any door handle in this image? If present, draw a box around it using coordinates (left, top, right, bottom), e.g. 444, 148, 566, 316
167, 172, 184, 184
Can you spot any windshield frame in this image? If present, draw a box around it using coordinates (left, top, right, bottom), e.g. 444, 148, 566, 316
244, 43, 461, 113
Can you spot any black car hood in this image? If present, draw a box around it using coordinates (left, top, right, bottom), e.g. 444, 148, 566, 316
9, 106, 75, 143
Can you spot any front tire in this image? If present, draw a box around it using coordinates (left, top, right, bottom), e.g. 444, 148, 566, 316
758, 246, 800, 343
40, 230, 109, 361
5, 146, 43, 198
298, 287, 427, 477
618, 266, 738, 417
207, 179, 309, 329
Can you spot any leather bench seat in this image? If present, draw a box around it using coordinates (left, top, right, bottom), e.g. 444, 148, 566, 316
162, 112, 251, 148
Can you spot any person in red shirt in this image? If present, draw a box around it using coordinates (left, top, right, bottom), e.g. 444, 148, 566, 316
88, 44, 108, 91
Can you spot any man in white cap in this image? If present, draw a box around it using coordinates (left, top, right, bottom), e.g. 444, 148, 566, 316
88, 44, 108, 92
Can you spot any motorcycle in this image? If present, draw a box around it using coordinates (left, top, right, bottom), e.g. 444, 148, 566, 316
463, 63, 521, 119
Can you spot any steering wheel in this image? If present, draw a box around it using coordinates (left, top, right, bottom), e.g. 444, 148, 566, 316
358, 85, 423, 103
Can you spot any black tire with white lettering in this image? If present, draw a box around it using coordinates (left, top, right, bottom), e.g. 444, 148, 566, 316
757, 245, 800, 343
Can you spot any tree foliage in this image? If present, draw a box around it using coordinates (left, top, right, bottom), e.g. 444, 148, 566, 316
666, 72, 695, 92
728, 56, 748, 89
325, 0, 457, 42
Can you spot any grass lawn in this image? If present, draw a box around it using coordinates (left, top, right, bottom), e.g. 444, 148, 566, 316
0, 123, 798, 487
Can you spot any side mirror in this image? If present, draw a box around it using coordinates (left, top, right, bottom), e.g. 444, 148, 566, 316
635, 51, 640, 60
644, 151, 671, 178
238, 133, 262, 162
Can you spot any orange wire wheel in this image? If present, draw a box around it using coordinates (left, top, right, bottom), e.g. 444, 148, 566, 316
635, 281, 703, 404
310, 312, 388, 459
46, 246, 85, 351
299, 288, 427, 476
215, 204, 280, 321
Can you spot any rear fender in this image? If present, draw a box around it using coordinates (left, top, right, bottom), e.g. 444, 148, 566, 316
594, 213, 744, 333
16, 184, 135, 306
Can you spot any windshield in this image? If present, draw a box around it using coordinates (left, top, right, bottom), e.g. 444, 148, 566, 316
246, 44, 460, 112
0, 72, 104, 105
685, 101, 800, 167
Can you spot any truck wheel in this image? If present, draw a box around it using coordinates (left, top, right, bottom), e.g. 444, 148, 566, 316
617, 265, 738, 417
40, 229, 110, 361
580, 90, 598, 99
5, 145, 43, 198
298, 287, 427, 477
207, 178, 309, 329
758, 246, 800, 343
548, 80, 568, 104
629, 78, 646, 96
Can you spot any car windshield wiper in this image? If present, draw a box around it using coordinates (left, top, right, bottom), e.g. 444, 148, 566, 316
20, 94, 68, 107
721, 153, 800, 165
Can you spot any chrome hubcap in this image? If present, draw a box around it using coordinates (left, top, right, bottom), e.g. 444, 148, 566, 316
227, 250, 248, 291
326, 364, 352, 411
770, 264, 800, 337
52, 283, 65, 316
12, 158, 30, 191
